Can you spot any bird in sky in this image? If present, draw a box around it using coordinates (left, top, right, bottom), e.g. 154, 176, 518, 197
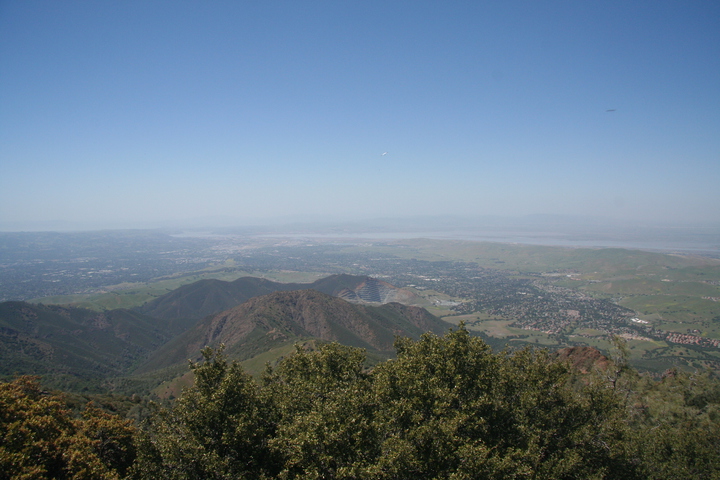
606, 109, 616, 112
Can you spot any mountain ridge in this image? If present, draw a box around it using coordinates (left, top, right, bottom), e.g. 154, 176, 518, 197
0, 275, 440, 392
137, 274, 421, 321
135, 289, 450, 374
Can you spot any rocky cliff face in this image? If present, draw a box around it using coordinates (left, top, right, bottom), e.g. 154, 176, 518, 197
553, 346, 610, 373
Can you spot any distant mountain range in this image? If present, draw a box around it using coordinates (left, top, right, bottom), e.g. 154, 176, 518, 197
0, 275, 442, 392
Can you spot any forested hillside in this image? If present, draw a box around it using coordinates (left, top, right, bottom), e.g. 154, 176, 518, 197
3, 327, 719, 479
0, 301, 186, 392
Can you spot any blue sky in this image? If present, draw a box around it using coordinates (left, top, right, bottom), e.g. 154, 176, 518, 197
1, 1, 719, 230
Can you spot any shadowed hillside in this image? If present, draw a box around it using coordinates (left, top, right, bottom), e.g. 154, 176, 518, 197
137, 277, 291, 321
0, 301, 188, 390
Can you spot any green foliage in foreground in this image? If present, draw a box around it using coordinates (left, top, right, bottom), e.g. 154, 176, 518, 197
132, 329, 720, 480
4, 328, 720, 479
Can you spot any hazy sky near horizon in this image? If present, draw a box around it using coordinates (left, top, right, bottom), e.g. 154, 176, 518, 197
1, 1, 719, 230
